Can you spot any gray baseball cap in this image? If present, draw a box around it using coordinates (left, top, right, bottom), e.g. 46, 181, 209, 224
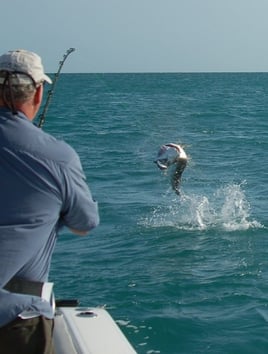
0, 49, 52, 85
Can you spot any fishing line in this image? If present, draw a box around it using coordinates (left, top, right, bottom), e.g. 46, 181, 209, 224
37, 47, 75, 128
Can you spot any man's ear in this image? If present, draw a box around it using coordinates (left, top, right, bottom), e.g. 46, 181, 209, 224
34, 85, 43, 106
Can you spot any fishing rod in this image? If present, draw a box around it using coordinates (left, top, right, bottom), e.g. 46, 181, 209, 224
37, 47, 75, 128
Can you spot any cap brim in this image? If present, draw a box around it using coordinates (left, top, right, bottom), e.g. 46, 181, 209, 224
43, 74, 52, 84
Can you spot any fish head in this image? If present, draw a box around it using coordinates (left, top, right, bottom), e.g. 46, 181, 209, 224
154, 144, 183, 170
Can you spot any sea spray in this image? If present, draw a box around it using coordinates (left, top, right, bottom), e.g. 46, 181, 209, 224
141, 182, 262, 231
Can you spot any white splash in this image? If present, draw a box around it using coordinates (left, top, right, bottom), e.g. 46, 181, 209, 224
141, 182, 263, 231
217, 183, 262, 231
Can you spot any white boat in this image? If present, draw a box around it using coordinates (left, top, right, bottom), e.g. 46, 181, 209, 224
54, 303, 137, 354
5, 276, 136, 353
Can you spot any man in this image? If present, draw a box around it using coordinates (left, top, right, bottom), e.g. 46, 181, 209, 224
0, 49, 99, 353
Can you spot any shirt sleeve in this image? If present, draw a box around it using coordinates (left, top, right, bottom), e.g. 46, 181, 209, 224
60, 151, 99, 233
0, 289, 54, 327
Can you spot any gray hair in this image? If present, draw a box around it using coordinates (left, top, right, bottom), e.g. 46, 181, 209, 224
0, 71, 37, 104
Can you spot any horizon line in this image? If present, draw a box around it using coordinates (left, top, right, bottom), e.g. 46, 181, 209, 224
48, 71, 268, 74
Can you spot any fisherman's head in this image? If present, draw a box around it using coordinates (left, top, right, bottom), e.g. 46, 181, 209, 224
0, 49, 51, 119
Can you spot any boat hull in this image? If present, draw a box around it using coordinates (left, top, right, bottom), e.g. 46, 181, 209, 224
54, 306, 137, 354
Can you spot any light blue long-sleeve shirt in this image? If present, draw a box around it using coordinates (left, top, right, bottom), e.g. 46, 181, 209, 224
0, 108, 99, 327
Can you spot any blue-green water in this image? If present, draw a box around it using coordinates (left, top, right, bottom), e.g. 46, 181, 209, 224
44, 73, 268, 354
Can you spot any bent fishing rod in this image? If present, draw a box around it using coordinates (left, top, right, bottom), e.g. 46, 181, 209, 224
37, 47, 75, 128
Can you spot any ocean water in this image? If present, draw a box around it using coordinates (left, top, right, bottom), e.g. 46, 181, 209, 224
43, 73, 268, 354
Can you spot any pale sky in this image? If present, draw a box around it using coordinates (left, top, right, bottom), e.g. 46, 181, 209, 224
2, 0, 268, 73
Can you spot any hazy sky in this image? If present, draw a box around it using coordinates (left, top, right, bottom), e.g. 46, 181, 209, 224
2, 0, 268, 73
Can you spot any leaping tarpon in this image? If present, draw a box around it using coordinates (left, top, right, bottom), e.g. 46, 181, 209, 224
154, 143, 188, 195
